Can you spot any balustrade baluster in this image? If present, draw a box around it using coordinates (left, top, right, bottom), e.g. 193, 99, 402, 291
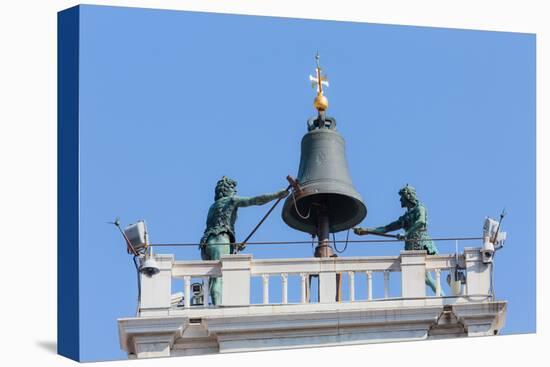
300, 273, 307, 303
281, 273, 288, 304
348, 271, 355, 302
384, 271, 390, 299
184, 275, 191, 308
435, 269, 441, 297
366, 271, 373, 300
262, 274, 269, 304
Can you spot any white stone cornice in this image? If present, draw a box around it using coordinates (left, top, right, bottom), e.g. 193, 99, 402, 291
118, 300, 506, 357
118, 316, 188, 356
203, 306, 444, 335
452, 301, 507, 336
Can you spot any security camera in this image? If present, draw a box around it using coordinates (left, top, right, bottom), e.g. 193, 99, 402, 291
192, 283, 203, 296
481, 241, 495, 264
139, 256, 160, 277
481, 217, 507, 264
191, 282, 204, 306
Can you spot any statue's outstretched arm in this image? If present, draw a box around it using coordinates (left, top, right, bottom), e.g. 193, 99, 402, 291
373, 219, 403, 233
354, 218, 403, 235
234, 190, 288, 208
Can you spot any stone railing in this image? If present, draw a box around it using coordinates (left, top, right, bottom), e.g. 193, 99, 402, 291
138, 248, 492, 316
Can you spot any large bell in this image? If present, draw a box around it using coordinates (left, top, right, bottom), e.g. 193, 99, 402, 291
282, 115, 367, 236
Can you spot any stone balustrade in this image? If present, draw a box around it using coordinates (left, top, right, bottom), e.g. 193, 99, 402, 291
137, 247, 492, 316
120, 247, 504, 358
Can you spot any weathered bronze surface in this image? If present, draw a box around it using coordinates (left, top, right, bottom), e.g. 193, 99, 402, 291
200, 176, 287, 305
354, 185, 442, 293
281, 116, 367, 235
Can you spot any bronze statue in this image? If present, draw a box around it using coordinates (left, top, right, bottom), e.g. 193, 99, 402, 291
353, 185, 441, 294
200, 176, 288, 305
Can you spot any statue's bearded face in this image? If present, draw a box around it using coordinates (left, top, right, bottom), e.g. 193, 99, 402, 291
215, 177, 238, 200
400, 194, 413, 208
400, 194, 407, 207
398, 185, 418, 208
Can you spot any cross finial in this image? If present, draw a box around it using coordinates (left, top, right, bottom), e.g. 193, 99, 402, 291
309, 53, 329, 111
310, 53, 329, 94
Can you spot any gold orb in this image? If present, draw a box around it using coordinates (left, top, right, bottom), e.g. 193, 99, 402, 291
314, 94, 329, 111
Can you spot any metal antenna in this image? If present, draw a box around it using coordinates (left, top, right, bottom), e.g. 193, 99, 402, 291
315, 50, 320, 69
491, 207, 507, 245
106, 217, 120, 226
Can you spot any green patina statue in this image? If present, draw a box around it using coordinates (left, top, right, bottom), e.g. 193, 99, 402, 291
200, 176, 288, 305
353, 185, 441, 294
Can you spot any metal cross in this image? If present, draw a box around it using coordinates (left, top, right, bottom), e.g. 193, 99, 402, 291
309, 52, 329, 93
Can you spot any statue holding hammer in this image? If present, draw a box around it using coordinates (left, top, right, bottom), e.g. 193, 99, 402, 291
199, 176, 288, 305
353, 184, 441, 294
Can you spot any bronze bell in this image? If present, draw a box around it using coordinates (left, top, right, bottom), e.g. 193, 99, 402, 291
282, 113, 367, 257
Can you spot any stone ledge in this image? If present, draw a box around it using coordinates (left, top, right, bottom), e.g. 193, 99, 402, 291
118, 300, 506, 358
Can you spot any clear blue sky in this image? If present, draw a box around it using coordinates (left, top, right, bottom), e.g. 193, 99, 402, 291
75, 5, 535, 361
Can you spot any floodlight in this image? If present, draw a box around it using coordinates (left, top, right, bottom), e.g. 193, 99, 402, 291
124, 220, 149, 255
